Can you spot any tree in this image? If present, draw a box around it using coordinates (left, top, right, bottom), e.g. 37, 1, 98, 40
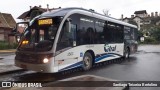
103, 9, 111, 16
150, 26, 160, 42
138, 30, 143, 41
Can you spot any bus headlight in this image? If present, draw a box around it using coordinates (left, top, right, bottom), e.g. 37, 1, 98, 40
43, 58, 49, 63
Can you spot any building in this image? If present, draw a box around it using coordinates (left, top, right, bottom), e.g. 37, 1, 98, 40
0, 12, 16, 43
121, 10, 160, 31
16, 5, 60, 36
18, 5, 60, 21
134, 10, 147, 18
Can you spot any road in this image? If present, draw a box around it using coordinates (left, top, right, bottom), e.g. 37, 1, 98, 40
87, 45, 160, 81
0, 45, 160, 90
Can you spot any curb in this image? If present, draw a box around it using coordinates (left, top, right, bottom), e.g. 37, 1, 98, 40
0, 49, 16, 54
0, 52, 16, 54
0, 69, 26, 75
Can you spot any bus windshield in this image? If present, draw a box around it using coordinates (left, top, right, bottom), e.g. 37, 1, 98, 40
18, 16, 62, 52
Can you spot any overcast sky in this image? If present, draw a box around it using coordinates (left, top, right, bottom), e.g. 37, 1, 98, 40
0, 0, 160, 22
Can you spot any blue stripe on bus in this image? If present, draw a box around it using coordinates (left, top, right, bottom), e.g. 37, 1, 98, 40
59, 61, 83, 72
95, 54, 115, 62
59, 53, 121, 72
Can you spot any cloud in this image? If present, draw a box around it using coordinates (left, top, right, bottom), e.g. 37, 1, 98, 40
0, 0, 159, 21
0, 0, 43, 21
41, 0, 139, 18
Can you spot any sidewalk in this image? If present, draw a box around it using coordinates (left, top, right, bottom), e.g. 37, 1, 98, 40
0, 49, 22, 74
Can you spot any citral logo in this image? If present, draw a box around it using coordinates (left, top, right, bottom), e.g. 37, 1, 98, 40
104, 44, 116, 52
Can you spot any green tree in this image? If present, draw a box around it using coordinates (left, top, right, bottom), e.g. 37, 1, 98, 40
137, 30, 143, 41
150, 27, 160, 42
140, 25, 160, 44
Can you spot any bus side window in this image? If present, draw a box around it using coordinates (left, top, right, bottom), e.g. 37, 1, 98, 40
56, 22, 76, 51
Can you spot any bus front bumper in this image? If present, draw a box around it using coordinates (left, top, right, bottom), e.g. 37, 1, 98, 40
15, 59, 58, 73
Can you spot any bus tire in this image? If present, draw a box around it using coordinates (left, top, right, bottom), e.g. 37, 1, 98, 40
124, 48, 130, 59
82, 52, 93, 71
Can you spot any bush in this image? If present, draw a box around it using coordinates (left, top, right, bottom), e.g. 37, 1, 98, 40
0, 41, 18, 50
151, 28, 160, 42
140, 37, 159, 44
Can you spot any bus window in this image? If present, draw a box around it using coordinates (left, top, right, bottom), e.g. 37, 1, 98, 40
56, 21, 76, 51
124, 26, 131, 40
104, 22, 123, 43
95, 20, 105, 44
85, 27, 94, 44
79, 17, 94, 45
48, 25, 58, 40
71, 24, 77, 46
18, 17, 61, 51
39, 30, 44, 41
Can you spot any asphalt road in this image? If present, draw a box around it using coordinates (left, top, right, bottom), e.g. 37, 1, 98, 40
85, 45, 160, 81
1, 45, 160, 90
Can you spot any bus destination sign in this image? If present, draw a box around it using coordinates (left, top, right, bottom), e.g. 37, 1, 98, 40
38, 19, 53, 25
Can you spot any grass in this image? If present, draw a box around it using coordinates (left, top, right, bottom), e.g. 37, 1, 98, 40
0, 41, 18, 50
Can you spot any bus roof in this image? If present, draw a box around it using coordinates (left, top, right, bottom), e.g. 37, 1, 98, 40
41, 7, 137, 28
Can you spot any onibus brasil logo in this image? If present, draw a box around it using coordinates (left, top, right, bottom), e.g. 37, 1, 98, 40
104, 44, 117, 52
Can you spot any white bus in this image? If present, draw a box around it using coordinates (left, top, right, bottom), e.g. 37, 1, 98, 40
15, 8, 138, 73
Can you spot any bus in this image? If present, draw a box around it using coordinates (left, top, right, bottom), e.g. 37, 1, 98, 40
15, 7, 138, 73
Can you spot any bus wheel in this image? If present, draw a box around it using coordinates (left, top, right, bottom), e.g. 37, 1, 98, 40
124, 48, 130, 59
82, 52, 93, 71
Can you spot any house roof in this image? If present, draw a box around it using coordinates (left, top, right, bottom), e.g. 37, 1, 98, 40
148, 17, 160, 25
18, 6, 56, 19
123, 15, 160, 25
123, 16, 144, 21
134, 10, 147, 14
18, 11, 30, 19
122, 17, 138, 26
0, 13, 16, 28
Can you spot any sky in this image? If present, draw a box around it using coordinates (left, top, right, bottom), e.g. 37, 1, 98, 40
0, 0, 160, 22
